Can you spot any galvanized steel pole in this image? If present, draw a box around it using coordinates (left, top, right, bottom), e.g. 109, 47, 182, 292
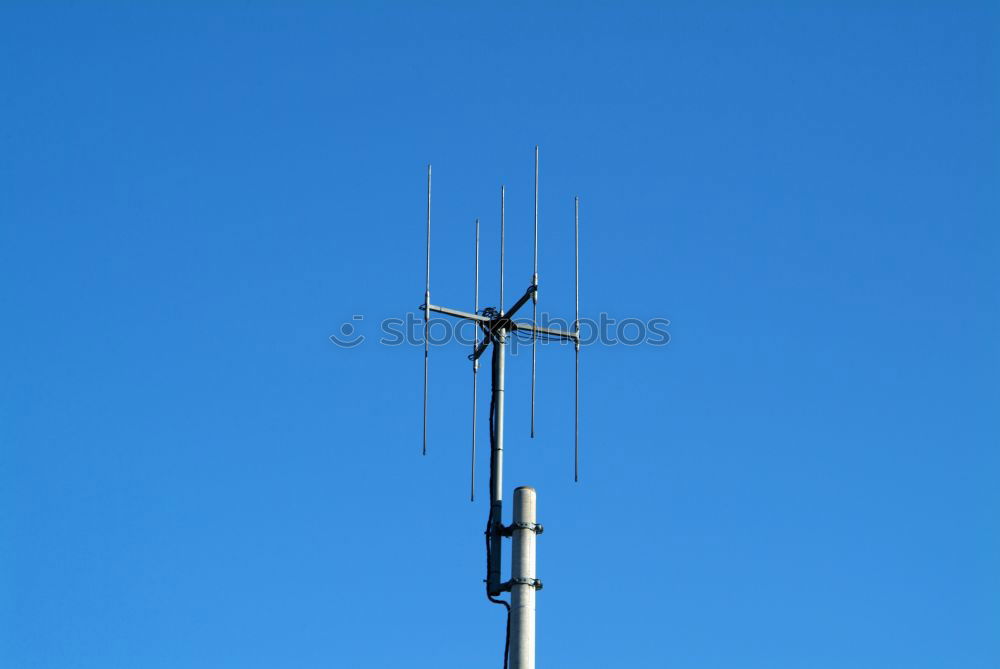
510, 486, 538, 669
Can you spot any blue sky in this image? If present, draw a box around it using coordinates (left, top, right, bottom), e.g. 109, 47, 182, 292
1, 2, 997, 668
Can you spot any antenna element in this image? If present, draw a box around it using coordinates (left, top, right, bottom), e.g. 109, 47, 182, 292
419, 148, 586, 669
423, 164, 431, 456
531, 145, 539, 438
575, 196, 580, 482
471, 217, 480, 501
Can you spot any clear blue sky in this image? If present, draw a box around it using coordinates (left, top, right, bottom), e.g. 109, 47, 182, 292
1, 3, 997, 668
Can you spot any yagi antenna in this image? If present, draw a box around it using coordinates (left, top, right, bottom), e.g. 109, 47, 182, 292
419, 147, 583, 669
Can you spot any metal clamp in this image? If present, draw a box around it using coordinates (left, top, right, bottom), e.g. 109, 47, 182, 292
508, 577, 543, 591
514, 521, 544, 534
499, 521, 544, 536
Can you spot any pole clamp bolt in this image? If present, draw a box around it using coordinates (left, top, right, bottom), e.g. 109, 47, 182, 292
508, 577, 543, 591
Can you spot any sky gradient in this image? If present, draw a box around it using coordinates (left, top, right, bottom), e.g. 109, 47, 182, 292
1, 3, 998, 668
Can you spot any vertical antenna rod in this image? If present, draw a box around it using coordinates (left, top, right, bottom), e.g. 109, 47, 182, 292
500, 185, 505, 314
471, 218, 480, 501
531, 146, 538, 439
574, 196, 580, 482
423, 165, 431, 456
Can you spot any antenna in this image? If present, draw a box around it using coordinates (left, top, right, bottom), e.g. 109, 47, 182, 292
471, 217, 480, 501
423, 164, 431, 456
575, 196, 580, 482
419, 148, 583, 669
500, 185, 505, 315
531, 145, 538, 438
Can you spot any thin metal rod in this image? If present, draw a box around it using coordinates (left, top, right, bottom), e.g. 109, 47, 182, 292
575, 346, 579, 483
472, 218, 479, 502
504, 285, 537, 321
470, 337, 491, 362
500, 185, 505, 315
531, 145, 538, 439
533, 147, 539, 277
510, 320, 577, 341
574, 195, 580, 482
423, 165, 431, 456
422, 304, 490, 323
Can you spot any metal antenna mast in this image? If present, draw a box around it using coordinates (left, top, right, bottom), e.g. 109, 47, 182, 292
420, 147, 582, 669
